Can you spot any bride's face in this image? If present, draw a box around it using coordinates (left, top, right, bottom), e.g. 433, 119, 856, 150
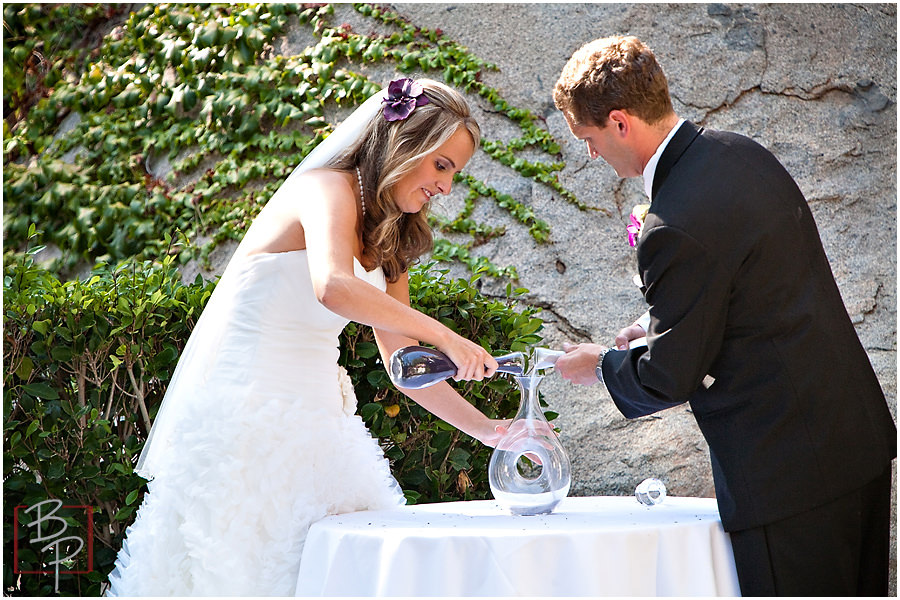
391, 125, 476, 213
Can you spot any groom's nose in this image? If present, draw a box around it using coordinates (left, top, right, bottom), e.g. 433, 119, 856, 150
586, 141, 599, 160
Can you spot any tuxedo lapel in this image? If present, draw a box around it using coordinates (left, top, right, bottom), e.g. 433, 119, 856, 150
652, 121, 703, 199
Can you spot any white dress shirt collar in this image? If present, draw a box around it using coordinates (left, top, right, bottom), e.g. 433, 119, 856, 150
642, 118, 685, 200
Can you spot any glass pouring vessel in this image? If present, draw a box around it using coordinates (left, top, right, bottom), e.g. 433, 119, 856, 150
488, 374, 571, 515
388, 345, 524, 389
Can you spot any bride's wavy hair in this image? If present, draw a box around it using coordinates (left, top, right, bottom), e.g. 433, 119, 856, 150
329, 79, 480, 282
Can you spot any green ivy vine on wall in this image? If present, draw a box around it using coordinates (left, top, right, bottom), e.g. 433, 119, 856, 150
3, 3, 583, 280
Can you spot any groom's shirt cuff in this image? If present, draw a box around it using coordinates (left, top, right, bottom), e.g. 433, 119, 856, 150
635, 311, 651, 333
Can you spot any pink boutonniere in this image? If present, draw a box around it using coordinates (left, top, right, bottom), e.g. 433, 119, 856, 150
627, 204, 650, 247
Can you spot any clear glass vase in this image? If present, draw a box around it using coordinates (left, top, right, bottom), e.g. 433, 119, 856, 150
489, 374, 571, 515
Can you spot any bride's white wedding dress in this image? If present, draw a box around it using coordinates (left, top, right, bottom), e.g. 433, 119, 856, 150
106, 249, 405, 596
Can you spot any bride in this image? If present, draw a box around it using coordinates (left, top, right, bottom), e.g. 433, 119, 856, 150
106, 78, 508, 596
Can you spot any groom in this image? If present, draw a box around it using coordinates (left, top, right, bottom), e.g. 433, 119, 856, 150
552, 35, 896, 596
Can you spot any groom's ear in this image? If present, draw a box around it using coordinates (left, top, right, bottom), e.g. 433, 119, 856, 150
607, 109, 630, 137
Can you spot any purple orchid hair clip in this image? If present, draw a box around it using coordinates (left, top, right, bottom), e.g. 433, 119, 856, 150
382, 78, 430, 122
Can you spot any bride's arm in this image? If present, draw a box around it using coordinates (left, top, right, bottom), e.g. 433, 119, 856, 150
298, 170, 497, 382
372, 275, 508, 447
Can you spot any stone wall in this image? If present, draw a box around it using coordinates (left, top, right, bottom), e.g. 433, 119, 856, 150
388, 2, 896, 590
175, 3, 895, 590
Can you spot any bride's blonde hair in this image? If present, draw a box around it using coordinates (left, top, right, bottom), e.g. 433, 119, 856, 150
329, 79, 480, 282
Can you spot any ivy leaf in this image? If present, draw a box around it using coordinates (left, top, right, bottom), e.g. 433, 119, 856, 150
182, 88, 198, 111
195, 22, 220, 47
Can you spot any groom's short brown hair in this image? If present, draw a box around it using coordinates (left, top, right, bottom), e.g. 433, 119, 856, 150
554, 36, 674, 128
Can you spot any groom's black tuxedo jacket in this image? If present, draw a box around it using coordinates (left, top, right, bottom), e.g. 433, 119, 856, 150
601, 121, 896, 532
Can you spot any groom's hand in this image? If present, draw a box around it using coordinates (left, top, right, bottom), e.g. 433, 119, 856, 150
555, 342, 607, 386
614, 324, 646, 350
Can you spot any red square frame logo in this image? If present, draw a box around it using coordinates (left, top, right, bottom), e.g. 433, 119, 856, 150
13, 503, 94, 575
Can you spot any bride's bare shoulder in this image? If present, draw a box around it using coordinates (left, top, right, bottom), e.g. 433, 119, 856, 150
270, 168, 354, 212
294, 168, 351, 191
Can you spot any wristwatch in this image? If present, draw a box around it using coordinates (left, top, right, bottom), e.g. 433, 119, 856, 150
595, 348, 612, 385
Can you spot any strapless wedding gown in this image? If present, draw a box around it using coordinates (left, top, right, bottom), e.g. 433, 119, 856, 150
106, 250, 405, 596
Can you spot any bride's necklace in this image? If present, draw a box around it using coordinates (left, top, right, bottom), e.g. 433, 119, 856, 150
355, 166, 365, 217
355, 166, 370, 270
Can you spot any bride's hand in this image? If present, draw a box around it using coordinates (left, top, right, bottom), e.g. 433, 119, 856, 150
438, 332, 498, 382
475, 419, 512, 447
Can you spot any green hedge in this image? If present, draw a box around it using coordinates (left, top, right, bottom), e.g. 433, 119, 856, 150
3, 229, 546, 596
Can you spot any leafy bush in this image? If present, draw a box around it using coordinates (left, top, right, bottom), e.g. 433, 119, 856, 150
4, 230, 546, 595
3, 230, 213, 596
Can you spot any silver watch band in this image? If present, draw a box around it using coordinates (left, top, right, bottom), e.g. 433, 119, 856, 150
595, 348, 612, 385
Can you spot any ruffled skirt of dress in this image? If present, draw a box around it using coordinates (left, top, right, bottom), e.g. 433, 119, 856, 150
105, 371, 405, 596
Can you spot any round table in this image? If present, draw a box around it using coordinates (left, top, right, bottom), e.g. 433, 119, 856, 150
295, 495, 740, 596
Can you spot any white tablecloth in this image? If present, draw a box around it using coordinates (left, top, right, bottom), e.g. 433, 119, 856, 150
295, 496, 740, 596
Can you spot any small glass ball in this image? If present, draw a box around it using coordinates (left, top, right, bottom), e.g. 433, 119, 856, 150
635, 478, 667, 506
